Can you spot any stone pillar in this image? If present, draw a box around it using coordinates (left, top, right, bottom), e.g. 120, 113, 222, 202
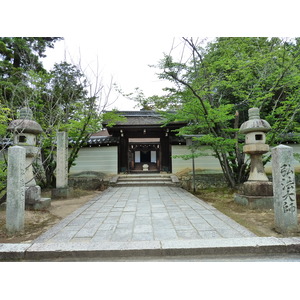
52, 131, 71, 198
6, 146, 26, 233
272, 145, 298, 234
56, 131, 68, 188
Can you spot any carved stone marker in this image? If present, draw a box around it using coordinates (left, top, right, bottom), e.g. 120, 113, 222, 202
56, 131, 68, 188
6, 146, 26, 233
272, 145, 298, 234
52, 131, 71, 198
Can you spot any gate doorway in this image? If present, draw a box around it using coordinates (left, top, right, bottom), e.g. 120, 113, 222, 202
141, 150, 151, 162
129, 138, 160, 173
103, 110, 187, 173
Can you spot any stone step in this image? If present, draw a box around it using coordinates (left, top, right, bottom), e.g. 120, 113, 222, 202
110, 174, 180, 187
118, 177, 172, 182
118, 174, 172, 178
116, 176, 173, 186
115, 181, 175, 186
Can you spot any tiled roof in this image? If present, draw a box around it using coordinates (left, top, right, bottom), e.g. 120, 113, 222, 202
117, 111, 163, 117
90, 128, 111, 136
117, 116, 163, 126
114, 111, 165, 126
73, 136, 119, 146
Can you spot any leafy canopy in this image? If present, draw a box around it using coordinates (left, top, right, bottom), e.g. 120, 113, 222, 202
134, 37, 300, 187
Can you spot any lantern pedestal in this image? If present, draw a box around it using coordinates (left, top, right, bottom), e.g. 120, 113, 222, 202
234, 181, 273, 209
234, 107, 273, 209
7, 107, 51, 210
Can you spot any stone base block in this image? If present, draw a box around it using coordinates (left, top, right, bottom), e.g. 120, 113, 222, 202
234, 193, 274, 209
51, 187, 72, 199
274, 224, 299, 235
26, 198, 51, 210
25, 185, 42, 204
240, 181, 273, 197
24, 185, 51, 210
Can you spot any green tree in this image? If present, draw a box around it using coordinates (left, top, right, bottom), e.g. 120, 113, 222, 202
24, 62, 103, 187
0, 37, 122, 189
0, 37, 63, 129
0, 37, 62, 193
0, 104, 10, 195
0, 37, 62, 71
136, 37, 300, 188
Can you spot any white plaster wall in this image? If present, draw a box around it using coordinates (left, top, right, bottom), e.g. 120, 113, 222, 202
171, 145, 222, 174
265, 144, 300, 171
4, 142, 300, 176
70, 146, 118, 175
172, 144, 300, 174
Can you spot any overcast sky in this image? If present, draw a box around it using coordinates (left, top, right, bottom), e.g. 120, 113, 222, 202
42, 36, 184, 111
4, 0, 298, 112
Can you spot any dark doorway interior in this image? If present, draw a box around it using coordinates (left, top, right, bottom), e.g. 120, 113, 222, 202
141, 151, 151, 162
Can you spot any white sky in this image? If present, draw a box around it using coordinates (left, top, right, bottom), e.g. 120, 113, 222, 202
42, 36, 183, 111
3, 0, 299, 112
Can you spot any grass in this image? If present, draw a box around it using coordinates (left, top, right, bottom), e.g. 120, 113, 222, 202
195, 187, 282, 237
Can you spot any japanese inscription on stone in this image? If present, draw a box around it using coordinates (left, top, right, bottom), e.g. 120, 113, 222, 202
272, 144, 298, 233
6, 146, 26, 233
280, 163, 296, 213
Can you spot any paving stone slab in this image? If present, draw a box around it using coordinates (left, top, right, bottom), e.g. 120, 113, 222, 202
103, 216, 121, 224
97, 224, 117, 231
119, 214, 135, 223
177, 230, 201, 239
91, 231, 114, 242
75, 227, 99, 238
133, 225, 153, 233
154, 229, 178, 240
199, 230, 222, 239
132, 232, 154, 241
32, 186, 259, 246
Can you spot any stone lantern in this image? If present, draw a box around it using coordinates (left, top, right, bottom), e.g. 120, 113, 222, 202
234, 107, 273, 209
7, 107, 51, 209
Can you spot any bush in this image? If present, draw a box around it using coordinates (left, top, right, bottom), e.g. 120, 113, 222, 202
0, 160, 6, 192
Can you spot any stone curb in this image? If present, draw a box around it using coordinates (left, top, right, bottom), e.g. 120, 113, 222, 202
1, 237, 300, 261
0, 243, 31, 260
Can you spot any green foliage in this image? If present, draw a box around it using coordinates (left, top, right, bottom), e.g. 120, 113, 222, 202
0, 103, 10, 136
0, 37, 112, 188
294, 153, 300, 163
134, 37, 300, 187
172, 151, 209, 161
102, 110, 126, 127
0, 159, 7, 193
115, 85, 180, 111
0, 37, 62, 71
0, 37, 63, 117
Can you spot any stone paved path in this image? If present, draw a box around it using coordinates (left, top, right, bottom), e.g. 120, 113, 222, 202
34, 186, 256, 244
